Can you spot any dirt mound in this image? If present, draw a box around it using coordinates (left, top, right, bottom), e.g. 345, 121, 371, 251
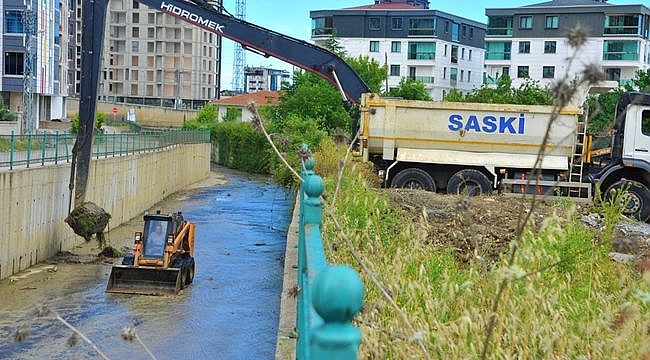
383, 189, 572, 265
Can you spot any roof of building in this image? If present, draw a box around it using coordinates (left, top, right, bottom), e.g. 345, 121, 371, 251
213, 91, 282, 107
343, 3, 422, 10
524, 0, 611, 7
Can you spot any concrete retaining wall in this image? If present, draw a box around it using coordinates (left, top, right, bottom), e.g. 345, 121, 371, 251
0, 143, 211, 280
66, 99, 198, 128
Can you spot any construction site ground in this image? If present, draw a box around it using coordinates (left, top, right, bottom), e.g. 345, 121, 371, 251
382, 189, 650, 271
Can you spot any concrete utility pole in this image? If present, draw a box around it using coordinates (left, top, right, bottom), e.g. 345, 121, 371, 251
22, 5, 36, 133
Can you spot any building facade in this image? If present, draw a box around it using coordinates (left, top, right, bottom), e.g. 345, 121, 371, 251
1, 0, 70, 131
244, 66, 290, 93
485, 0, 650, 87
310, 0, 486, 100
96, 0, 222, 110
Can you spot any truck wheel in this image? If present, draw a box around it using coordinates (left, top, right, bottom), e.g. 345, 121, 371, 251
391, 168, 436, 191
447, 169, 492, 196
606, 180, 650, 221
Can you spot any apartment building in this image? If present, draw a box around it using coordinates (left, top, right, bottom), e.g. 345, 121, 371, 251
310, 0, 486, 100
1, 0, 70, 131
95, 0, 222, 110
244, 66, 290, 93
485, 0, 650, 87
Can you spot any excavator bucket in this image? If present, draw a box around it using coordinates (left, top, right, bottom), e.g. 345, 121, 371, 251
106, 265, 182, 295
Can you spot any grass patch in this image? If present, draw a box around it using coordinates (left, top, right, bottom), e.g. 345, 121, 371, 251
319, 143, 650, 359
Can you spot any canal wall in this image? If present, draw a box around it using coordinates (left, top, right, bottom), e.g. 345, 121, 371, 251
0, 143, 211, 280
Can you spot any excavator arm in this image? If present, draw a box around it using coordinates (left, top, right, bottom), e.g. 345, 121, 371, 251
72, 0, 369, 207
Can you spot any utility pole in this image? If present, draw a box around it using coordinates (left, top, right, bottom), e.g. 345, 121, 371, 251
22, 5, 36, 134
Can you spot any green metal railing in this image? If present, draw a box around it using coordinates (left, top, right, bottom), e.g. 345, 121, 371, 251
0, 129, 210, 170
296, 153, 364, 359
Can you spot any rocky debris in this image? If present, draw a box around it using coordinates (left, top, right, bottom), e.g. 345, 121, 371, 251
65, 202, 111, 241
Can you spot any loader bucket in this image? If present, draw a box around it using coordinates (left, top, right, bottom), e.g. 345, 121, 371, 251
106, 265, 182, 295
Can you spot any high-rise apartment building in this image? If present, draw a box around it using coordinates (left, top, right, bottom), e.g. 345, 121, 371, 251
310, 0, 486, 100
1, 0, 71, 131
91, 0, 222, 110
485, 0, 650, 87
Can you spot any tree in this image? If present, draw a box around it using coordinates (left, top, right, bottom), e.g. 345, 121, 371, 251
634, 69, 650, 92
346, 55, 387, 94
444, 75, 552, 105
275, 70, 351, 132
0, 97, 17, 122
386, 77, 432, 101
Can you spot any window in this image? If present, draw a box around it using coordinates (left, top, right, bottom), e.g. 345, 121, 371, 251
4, 52, 24, 75
132, 0, 139, 9
519, 16, 533, 29
642, 110, 650, 136
450, 68, 458, 86
543, 66, 555, 78
469, 27, 474, 39
132, 27, 140, 38
460, 70, 464, 82
409, 18, 436, 36
132, 13, 139, 24
461, 48, 465, 60
451, 45, 458, 63
468, 70, 471, 82
485, 41, 511, 60
390, 65, 400, 76
369, 41, 379, 52
603, 40, 640, 60
605, 14, 641, 35
408, 42, 436, 60
544, 41, 556, 54
462, 25, 467, 38
391, 41, 401, 53
312, 16, 333, 36
391, 17, 402, 30
487, 16, 513, 36
517, 66, 529, 78
444, 44, 448, 56
451, 22, 459, 42
519, 41, 530, 54
545, 16, 558, 29
445, 21, 449, 34
4, 10, 24, 33
469, 49, 472, 60
443, 67, 447, 79
132, 41, 139, 52
369, 17, 380, 30
132, 56, 139, 66
502, 66, 510, 77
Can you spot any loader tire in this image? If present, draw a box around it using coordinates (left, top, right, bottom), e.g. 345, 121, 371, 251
121, 255, 134, 266
185, 257, 195, 285
447, 169, 492, 196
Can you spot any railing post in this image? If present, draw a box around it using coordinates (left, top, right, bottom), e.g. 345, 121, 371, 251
54, 131, 59, 164
41, 132, 46, 165
311, 265, 364, 360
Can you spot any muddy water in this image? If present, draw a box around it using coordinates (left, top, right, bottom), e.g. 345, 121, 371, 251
0, 168, 293, 360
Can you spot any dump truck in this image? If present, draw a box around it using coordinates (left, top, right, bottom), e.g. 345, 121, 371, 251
358, 92, 650, 221
106, 211, 196, 295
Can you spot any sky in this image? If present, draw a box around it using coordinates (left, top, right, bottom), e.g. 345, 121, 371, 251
218, 0, 646, 90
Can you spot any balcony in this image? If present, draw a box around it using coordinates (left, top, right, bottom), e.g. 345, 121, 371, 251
411, 76, 435, 84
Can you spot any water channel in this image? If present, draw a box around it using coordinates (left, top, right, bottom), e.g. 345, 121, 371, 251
0, 168, 293, 359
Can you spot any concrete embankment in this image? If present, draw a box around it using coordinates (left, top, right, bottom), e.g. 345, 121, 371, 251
0, 143, 210, 280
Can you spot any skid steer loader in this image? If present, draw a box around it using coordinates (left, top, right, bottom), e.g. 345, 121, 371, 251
106, 211, 196, 295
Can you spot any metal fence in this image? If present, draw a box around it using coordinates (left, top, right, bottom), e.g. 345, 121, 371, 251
296, 153, 364, 359
0, 129, 211, 170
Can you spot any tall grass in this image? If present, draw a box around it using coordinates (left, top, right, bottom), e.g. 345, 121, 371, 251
318, 142, 650, 359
